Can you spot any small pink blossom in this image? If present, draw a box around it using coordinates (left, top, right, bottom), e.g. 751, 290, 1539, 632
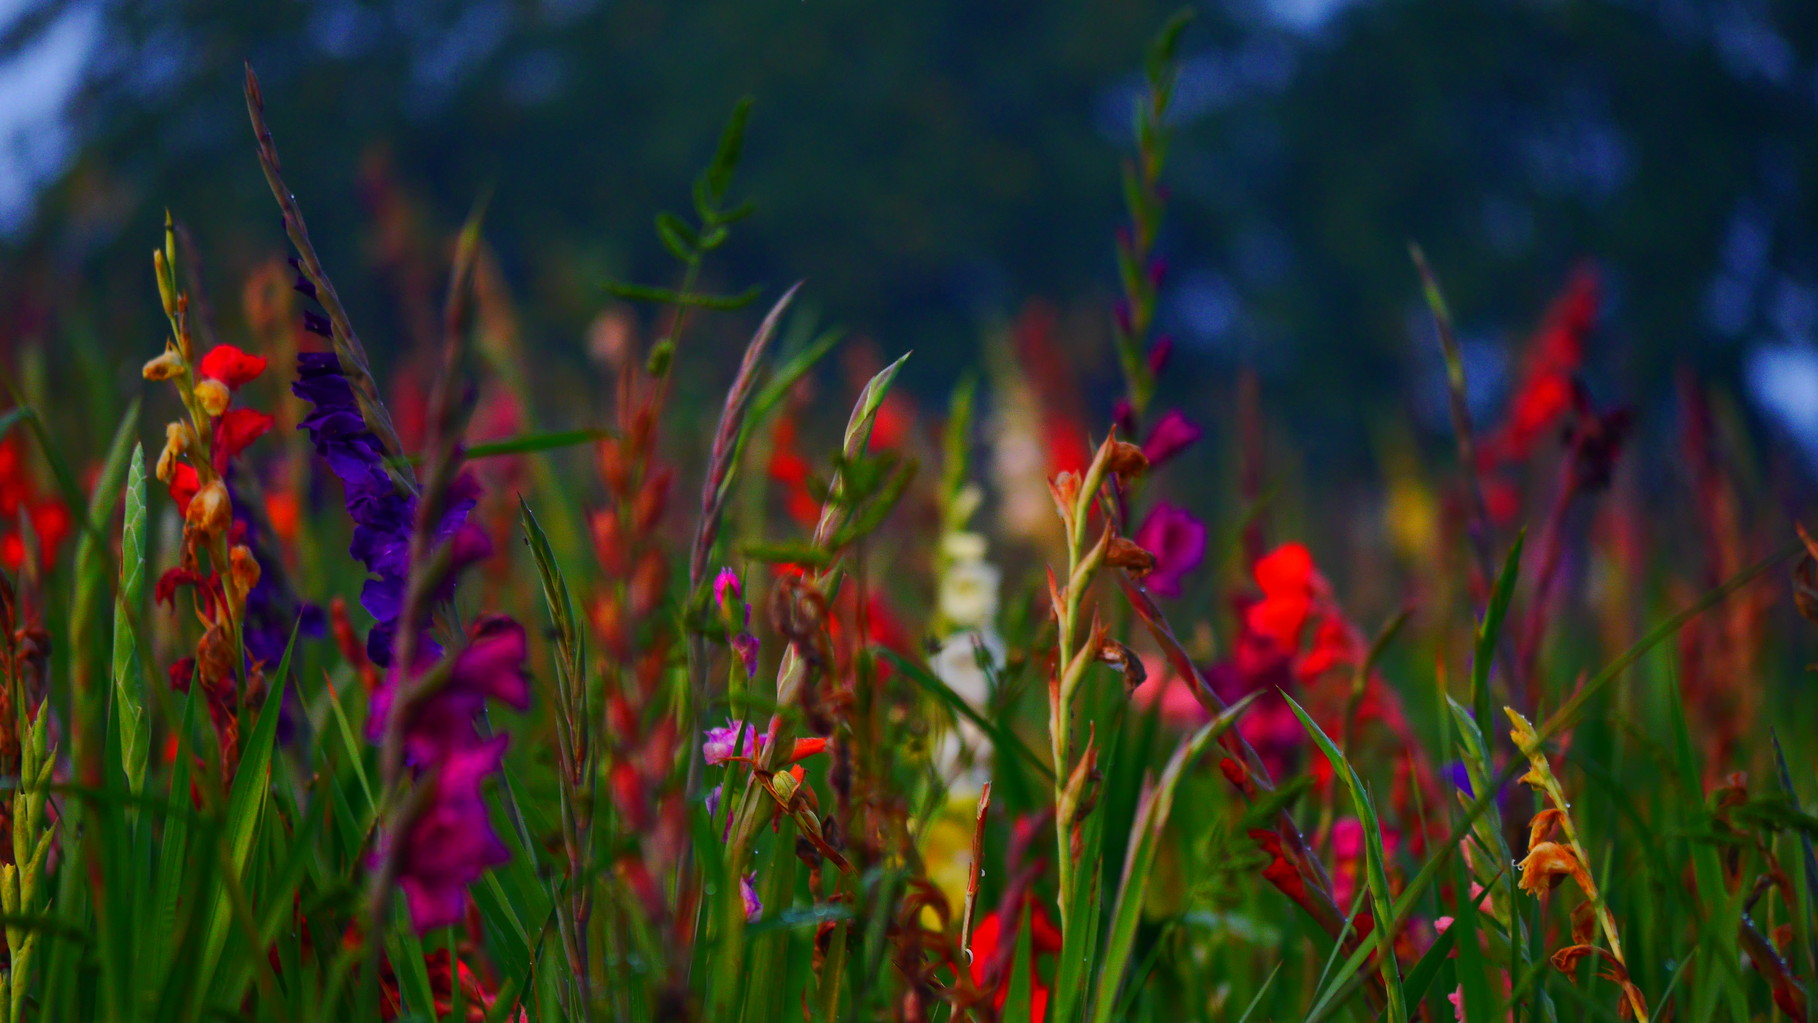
1141, 410, 1201, 466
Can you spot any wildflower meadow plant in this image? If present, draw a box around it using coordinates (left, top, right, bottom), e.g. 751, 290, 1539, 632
0, 12, 1817, 1023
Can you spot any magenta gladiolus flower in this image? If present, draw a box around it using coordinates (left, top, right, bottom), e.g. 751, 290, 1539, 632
714, 567, 760, 676
387, 735, 514, 931
1134, 502, 1207, 598
369, 615, 533, 766
1142, 410, 1202, 466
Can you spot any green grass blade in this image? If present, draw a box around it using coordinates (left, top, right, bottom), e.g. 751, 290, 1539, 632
1090, 693, 1255, 1023
1284, 690, 1407, 1023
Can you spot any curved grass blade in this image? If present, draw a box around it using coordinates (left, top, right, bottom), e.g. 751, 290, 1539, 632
1091, 692, 1257, 1023
1284, 691, 1407, 1023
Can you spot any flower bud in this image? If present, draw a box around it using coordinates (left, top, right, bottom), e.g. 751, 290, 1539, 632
1106, 536, 1157, 575
770, 767, 800, 804
156, 421, 194, 483
186, 480, 231, 540
229, 544, 261, 599
195, 379, 230, 418
154, 249, 177, 317
1515, 840, 1582, 895
142, 343, 184, 382
1104, 439, 1149, 478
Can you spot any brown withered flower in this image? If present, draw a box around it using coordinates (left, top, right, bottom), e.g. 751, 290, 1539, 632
1106, 536, 1156, 575
1515, 840, 1584, 896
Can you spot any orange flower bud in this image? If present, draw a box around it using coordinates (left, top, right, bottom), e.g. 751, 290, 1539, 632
142, 343, 185, 381
1515, 840, 1583, 896
195, 379, 231, 418
229, 544, 261, 600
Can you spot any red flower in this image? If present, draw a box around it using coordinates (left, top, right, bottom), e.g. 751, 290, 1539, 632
1483, 265, 1598, 465
214, 408, 275, 467
29, 500, 71, 557
969, 898, 1063, 1021
198, 344, 268, 390
1245, 543, 1321, 649
169, 463, 200, 515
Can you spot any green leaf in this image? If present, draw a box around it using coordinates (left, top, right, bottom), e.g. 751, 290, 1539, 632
70, 400, 140, 766
1284, 691, 1407, 1023
1474, 529, 1523, 752
199, 625, 297, 998
1092, 693, 1257, 1023
656, 211, 700, 263
880, 648, 1052, 782
1000, 899, 1036, 1023
460, 428, 612, 460
699, 96, 754, 214
602, 279, 761, 310
112, 442, 148, 799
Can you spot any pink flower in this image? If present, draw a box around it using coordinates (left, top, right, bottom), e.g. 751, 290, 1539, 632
1134, 503, 1207, 598
713, 567, 743, 609
714, 567, 759, 676
703, 720, 764, 766
1132, 655, 1209, 727
1141, 410, 1201, 466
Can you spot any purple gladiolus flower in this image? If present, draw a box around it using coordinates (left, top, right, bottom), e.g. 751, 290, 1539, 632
292, 352, 480, 667
741, 872, 762, 921
1134, 502, 1207, 598
292, 350, 529, 933
1142, 410, 1202, 466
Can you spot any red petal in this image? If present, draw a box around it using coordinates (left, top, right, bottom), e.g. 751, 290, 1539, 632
787, 737, 829, 762
216, 408, 275, 464
169, 463, 200, 515
198, 344, 268, 389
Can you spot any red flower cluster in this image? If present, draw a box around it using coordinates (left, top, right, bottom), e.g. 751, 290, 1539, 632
1478, 266, 1599, 521
0, 437, 71, 572
166, 345, 274, 516
968, 897, 1063, 1022
1210, 543, 1433, 830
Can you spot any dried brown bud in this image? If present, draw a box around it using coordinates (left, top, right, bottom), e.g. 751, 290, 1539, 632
142, 343, 185, 381
1098, 639, 1147, 693
187, 480, 231, 541
156, 421, 194, 483
1104, 439, 1149, 478
1106, 537, 1156, 575
229, 545, 262, 601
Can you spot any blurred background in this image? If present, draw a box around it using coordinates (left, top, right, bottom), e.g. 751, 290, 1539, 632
1, 0, 1816, 483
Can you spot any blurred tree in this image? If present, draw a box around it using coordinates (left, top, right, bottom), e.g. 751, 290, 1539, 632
0, 0, 1814, 466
